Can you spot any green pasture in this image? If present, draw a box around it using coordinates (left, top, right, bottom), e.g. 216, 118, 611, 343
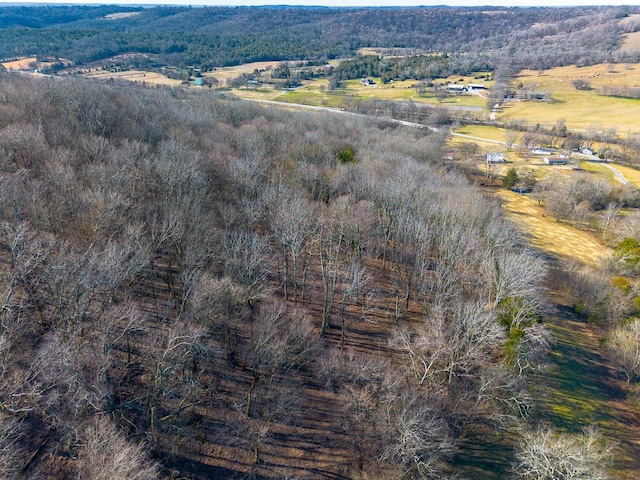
581, 161, 616, 183
454, 124, 513, 143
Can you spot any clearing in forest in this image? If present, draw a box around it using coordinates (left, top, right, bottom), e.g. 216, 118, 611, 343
1, 57, 37, 70
84, 70, 182, 86
494, 190, 608, 267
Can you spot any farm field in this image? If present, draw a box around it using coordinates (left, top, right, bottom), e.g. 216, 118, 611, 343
230, 73, 491, 108
610, 163, 640, 188
1, 57, 37, 70
207, 60, 283, 85
494, 189, 608, 267
499, 63, 640, 134
84, 69, 182, 86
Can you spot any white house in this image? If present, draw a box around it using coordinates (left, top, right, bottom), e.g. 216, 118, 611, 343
486, 153, 506, 163
532, 148, 552, 155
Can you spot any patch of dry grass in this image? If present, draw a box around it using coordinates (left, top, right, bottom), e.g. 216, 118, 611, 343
2, 57, 37, 70
494, 190, 608, 266
209, 61, 282, 85
85, 70, 182, 86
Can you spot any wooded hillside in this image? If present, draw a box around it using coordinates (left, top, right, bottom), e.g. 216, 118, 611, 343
0, 5, 639, 70
0, 74, 556, 478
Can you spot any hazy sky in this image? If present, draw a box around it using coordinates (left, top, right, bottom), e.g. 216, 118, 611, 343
4, 0, 635, 6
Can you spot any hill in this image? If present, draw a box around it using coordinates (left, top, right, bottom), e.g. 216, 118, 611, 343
0, 5, 639, 70
0, 72, 558, 479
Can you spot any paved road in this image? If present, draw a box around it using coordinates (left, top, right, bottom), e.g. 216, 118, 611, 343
243, 98, 634, 186
245, 98, 440, 132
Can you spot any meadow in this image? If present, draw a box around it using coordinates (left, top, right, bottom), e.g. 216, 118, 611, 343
499, 63, 640, 134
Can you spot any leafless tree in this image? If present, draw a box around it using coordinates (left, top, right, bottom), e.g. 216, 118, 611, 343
146, 322, 212, 440
338, 260, 376, 348
391, 301, 505, 387
223, 230, 273, 306
608, 319, 640, 385
76, 417, 158, 480
242, 302, 317, 418
270, 187, 315, 302
513, 425, 614, 480
0, 416, 24, 478
379, 395, 454, 478
600, 202, 621, 240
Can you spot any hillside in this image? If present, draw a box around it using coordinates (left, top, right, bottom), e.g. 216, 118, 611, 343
0, 5, 639, 69
0, 72, 563, 479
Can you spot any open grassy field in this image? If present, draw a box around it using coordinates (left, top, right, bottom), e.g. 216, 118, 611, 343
494, 189, 608, 267
610, 163, 640, 188
454, 124, 513, 143
1, 57, 37, 70
208, 61, 282, 85
234, 73, 491, 108
581, 161, 616, 183
84, 70, 182, 86
499, 63, 640, 134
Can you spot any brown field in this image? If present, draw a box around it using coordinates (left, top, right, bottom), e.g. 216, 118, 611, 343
84, 70, 182, 86
494, 189, 608, 267
2, 57, 37, 70
621, 32, 640, 51
209, 61, 283, 85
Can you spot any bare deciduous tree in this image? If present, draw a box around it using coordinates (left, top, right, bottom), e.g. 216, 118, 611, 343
513, 425, 614, 480
608, 318, 640, 385
77, 417, 158, 480
0, 416, 24, 478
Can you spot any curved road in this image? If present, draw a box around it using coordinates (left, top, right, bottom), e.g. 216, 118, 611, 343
243, 98, 633, 185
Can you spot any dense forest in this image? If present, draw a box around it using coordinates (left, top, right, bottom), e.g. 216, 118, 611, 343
0, 71, 571, 479
1, 5, 640, 71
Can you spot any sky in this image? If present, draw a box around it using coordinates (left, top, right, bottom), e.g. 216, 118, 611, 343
3, 0, 635, 5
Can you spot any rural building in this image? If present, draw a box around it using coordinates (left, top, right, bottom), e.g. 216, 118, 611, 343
447, 84, 467, 91
532, 148, 552, 155
544, 157, 568, 165
468, 83, 486, 90
360, 78, 375, 86
486, 153, 506, 163
581, 147, 595, 155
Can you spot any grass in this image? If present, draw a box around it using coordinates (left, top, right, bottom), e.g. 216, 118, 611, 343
208, 61, 282, 85
494, 190, 608, 267
611, 163, 640, 188
1, 57, 37, 70
84, 70, 182, 86
532, 301, 640, 479
500, 63, 640, 134
581, 161, 616, 183
454, 124, 513, 143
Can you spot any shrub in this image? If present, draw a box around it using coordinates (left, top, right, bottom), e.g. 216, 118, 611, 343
336, 146, 356, 164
